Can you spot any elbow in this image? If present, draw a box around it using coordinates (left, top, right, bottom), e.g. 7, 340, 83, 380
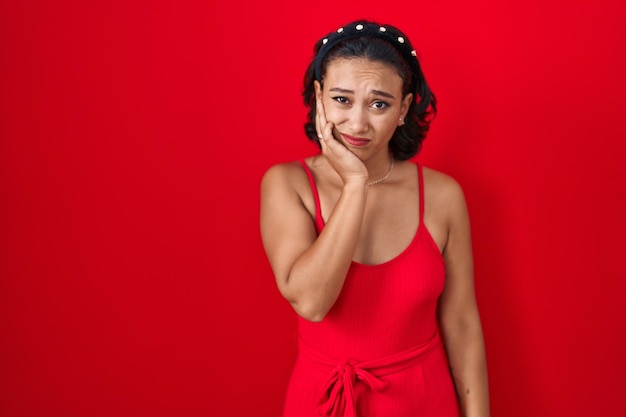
292, 301, 329, 323
302, 311, 327, 323
280, 280, 331, 322
279, 274, 336, 322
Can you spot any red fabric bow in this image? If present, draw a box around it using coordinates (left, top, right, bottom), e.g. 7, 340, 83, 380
298, 332, 442, 417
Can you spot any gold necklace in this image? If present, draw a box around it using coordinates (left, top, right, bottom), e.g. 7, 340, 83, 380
367, 156, 394, 187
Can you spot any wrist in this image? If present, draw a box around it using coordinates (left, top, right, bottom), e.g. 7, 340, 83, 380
341, 177, 368, 190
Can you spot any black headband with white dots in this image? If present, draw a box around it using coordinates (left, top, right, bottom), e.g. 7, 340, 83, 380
314, 21, 421, 91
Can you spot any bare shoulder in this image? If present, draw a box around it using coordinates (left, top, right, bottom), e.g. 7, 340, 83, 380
260, 159, 320, 274
262, 160, 306, 187
261, 160, 312, 197
421, 166, 471, 254
261, 159, 318, 217
422, 166, 466, 207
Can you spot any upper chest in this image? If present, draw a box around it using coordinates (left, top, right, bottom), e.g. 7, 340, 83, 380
303, 164, 448, 264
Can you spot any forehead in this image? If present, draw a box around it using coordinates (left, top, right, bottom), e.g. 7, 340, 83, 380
324, 58, 403, 93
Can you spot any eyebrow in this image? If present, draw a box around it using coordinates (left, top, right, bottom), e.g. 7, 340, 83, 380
328, 87, 396, 100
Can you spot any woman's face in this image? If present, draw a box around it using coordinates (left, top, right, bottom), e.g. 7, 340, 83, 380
316, 57, 413, 158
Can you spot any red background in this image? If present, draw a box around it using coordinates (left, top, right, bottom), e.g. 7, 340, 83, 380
2, 1, 625, 416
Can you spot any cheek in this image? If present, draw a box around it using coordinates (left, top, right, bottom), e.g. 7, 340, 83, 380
375, 116, 399, 133
321, 102, 343, 123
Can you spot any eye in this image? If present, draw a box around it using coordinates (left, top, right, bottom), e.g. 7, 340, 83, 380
332, 96, 349, 104
371, 101, 389, 110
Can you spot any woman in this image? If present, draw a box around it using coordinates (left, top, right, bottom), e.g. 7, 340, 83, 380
260, 20, 489, 417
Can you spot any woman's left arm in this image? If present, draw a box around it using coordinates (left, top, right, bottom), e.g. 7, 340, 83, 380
438, 180, 490, 417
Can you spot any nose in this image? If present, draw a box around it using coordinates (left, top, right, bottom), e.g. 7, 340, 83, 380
347, 106, 369, 134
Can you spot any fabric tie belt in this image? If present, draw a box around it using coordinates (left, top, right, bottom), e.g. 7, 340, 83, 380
298, 332, 442, 417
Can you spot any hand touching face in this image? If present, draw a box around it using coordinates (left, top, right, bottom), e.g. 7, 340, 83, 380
316, 57, 413, 159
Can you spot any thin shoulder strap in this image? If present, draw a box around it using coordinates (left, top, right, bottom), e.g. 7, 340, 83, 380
417, 163, 425, 223
299, 159, 325, 233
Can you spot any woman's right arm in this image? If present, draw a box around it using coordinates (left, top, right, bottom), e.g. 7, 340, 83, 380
260, 161, 367, 322
261, 95, 368, 322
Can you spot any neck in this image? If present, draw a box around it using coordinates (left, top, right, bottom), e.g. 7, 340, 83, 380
365, 150, 394, 186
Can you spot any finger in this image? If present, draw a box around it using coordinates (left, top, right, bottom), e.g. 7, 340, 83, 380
322, 121, 334, 142
315, 99, 321, 138
321, 122, 339, 153
316, 99, 327, 140
318, 122, 334, 156
318, 131, 328, 153
317, 98, 328, 128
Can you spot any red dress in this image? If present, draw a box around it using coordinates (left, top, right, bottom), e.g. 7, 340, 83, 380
281, 161, 461, 417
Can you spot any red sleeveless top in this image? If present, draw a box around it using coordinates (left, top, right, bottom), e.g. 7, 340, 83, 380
282, 160, 461, 417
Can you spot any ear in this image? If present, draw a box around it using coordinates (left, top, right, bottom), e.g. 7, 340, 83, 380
400, 93, 413, 119
314, 80, 323, 101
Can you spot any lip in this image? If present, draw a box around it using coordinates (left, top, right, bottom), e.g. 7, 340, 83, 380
341, 133, 371, 147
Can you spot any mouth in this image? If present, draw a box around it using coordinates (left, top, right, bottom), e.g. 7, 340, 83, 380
341, 133, 371, 147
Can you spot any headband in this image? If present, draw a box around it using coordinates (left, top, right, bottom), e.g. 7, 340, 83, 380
314, 21, 421, 89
